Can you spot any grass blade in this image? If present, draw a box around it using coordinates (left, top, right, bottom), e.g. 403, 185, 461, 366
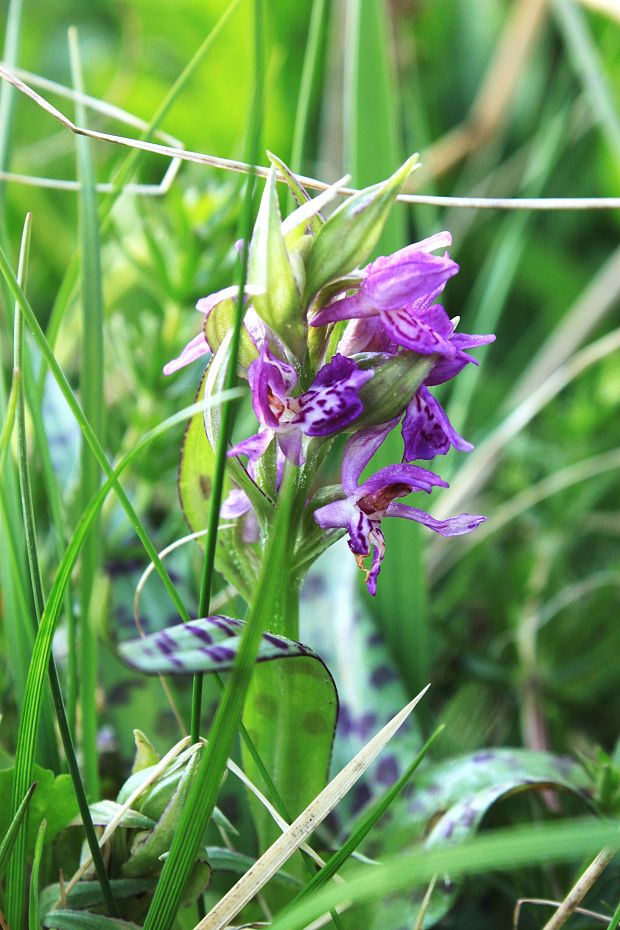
190, 0, 266, 742
39, 0, 245, 390
0, 782, 36, 882
69, 27, 104, 800
11, 213, 119, 922
288, 0, 328, 195
2, 363, 241, 930
290, 725, 445, 905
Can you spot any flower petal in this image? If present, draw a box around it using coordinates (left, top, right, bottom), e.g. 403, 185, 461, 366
364, 251, 459, 312
358, 462, 448, 496
287, 355, 373, 438
276, 428, 304, 466
381, 305, 456, 356
228, 428, 273, 463
313, 497, 356, 530
310, 290, 377, 327
221, 488, 251, 519
338, 317, 398, 355
163, 332, 210, 375
247, 345, 298, 428
402, 386, 473, 460
364, 524, 385, 596
341, 420, 399, 494
386, 502, 487, 536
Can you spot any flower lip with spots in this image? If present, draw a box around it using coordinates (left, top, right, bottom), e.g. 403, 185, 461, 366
227, 346, 374, 467
313, 422, 486, 594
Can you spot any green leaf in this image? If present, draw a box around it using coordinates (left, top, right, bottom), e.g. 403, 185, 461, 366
0, 782, 36, 882
0, 766, 78, 859
366, 748, 593, 929
355, 351, 435, 428
202, 293, 258, 372
42, 912, 141, 930
72, 801, 155, 831
178, 363, 263, 599
304, 154, 418, 299
201, 336, 274, 524
131, 730, 161, 774
248, 165, 304, 354
267, 819, 620, 930
118, 614, 320, 676
241, 654, 338, 882
300, 548, 425, 779
39, 880, 154, 918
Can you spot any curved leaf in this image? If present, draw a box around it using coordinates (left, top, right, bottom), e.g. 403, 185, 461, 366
368, 748, 592, 929
42, 912, 140, 930
118, 615, 318, 676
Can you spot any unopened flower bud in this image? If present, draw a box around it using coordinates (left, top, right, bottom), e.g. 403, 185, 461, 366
304, 154, 419, 301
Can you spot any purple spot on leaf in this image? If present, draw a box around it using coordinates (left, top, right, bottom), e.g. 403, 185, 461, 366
351, 782, 372, 814
376, 754, 399, 786
358, 712, 378, 740
207, 645, 236, 663
186, 623, 213, 645
155, 631, 183, 667
371, 664, 397, 688
263, 633, 290, 651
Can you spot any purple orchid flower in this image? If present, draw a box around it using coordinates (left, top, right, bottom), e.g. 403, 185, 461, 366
401, 384, 473, 461
220, 489, 260, 543
424, 329, 496, 385
163, 284, 264, 376
228, 347, 373, 467
311, 231, 458, 337
314, 423, 486, 594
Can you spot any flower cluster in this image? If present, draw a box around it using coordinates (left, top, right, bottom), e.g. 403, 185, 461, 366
165, 156, 494, 595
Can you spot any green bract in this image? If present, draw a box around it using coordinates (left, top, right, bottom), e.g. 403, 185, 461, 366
248, 166, 305, 356
303, 154, 419, 300
355, 351, 435, 428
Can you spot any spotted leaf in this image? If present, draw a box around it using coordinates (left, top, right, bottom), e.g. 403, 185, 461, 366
118, 614, 317, 676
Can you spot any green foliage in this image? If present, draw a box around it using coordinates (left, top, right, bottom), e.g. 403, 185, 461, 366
0, 766, 78, 857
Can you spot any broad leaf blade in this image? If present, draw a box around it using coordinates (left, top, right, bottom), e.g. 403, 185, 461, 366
241, 655, 338, 883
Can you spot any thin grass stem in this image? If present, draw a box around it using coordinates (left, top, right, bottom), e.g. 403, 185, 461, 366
69, 27, 104, 798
